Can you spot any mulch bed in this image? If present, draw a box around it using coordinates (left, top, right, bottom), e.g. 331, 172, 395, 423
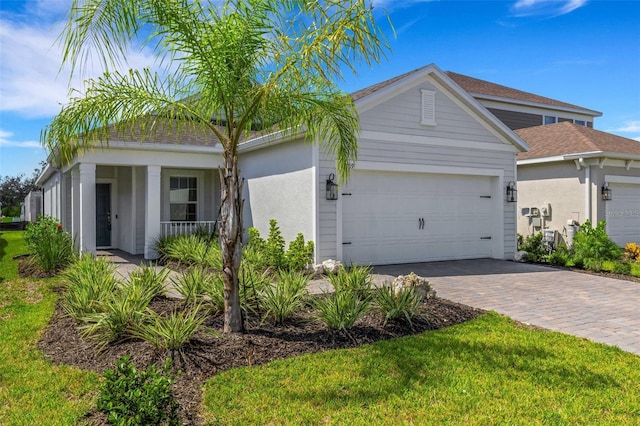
38, 295, 484, 425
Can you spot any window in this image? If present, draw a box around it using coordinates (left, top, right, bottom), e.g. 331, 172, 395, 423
169, 177, 197, 221
574, 119, 586, 126
543, 115, 557, 125
420, 89, 436, 126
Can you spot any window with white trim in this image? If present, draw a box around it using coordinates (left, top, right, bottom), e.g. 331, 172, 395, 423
543, 115, 557, 125
169, 176, 197, 221
421, 89, 436, 126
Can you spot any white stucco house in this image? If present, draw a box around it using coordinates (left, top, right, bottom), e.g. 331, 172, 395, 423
37, 64, 528, 264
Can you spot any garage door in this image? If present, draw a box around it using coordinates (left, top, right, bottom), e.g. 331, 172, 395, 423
606, 182, 640, 246
342, 170, 495, 265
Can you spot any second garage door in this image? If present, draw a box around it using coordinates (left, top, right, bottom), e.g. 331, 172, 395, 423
606, 182, 640, 247
341, 170, 496, 265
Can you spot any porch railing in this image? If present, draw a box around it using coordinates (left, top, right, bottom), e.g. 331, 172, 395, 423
160, 221, 217, 238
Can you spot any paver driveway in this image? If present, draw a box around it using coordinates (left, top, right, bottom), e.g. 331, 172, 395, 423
374, 259, 640, 355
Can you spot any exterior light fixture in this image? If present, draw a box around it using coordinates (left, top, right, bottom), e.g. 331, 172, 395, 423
326, 173, 338, 200
506, 181, 517, 203
601, 182, 612, 201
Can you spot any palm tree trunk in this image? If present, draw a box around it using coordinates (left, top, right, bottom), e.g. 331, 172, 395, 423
219, 150, 244, 333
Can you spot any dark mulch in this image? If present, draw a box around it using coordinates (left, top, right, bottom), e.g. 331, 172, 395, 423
38, 296, 484, 425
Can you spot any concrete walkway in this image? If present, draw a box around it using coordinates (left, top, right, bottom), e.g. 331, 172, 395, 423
101, 251, 640, 356
374, 259, 640, 356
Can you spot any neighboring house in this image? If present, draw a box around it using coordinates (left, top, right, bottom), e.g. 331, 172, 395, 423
445, 71, 640, 247
515, 122, 640, 247
20, 190, 42, 222
37, 64, 528, 264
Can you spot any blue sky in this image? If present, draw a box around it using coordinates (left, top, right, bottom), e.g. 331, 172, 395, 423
1, 0, 639, 179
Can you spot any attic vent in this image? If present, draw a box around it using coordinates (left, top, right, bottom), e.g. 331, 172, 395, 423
420, 89, 436, 126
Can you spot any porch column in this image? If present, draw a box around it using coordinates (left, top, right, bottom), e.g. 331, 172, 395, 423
144, 165, 161, 259
71, 166, 80, 252
79, 163, 96, 254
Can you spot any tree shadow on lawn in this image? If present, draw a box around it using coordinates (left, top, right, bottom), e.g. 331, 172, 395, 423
280, 313, 621, 413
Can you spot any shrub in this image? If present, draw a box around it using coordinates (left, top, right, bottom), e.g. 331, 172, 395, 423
545, 243, 571, 266
239, 265, 271, 315
62, 255, 120, 321
97, 356, 179, 426
571, 220, 623, 267
24, 215, 74, 272
624, 242, 640, 261
373, 285, 422, 326
127, 264, 169, 299
265, 219, 287, 271
245, 221, 314, 273
80, 280, 154, 349
631, 263, 640, 278
517, 232, 545, 263
259, 270, 309, 324
328, 265, 373, 298
170, 266, 214, 306
201, 273, 226, 315
612, 261, 632, 275
286, 233, 314, 272
312, 291, 371, 331
133, 307, 206, 351
158, 234, 221, 268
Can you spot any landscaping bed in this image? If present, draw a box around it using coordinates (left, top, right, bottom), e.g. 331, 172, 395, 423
38, 294, 483, 425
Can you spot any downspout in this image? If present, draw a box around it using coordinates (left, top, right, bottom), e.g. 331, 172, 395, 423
579, 158, 591, 223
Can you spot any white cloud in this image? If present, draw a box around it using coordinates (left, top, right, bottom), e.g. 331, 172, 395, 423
0, 2, 158, 119
511, 0, 588, 17
0, 129, 41, 148
614, 120, 640, 133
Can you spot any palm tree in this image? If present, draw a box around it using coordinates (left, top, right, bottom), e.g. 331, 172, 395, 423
42, 0, 389, 332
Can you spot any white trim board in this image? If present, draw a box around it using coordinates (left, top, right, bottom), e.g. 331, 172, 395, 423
354, 161, 505, 178
605, 175, 640, 185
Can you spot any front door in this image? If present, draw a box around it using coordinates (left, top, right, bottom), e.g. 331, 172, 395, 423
96, 183, 112, 247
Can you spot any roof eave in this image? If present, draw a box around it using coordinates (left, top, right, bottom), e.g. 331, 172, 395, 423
471, 93, 603, 117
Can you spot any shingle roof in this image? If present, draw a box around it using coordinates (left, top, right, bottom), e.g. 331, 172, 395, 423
515, 121, 640, 160
444, 71, 597, 113
350, 67, 424, 101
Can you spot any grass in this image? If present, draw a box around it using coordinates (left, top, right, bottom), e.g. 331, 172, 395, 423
0, 231, 99, 425
202, 313, 640, 425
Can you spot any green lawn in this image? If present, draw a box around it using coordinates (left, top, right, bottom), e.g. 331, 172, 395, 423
203, 315, 640, 424
0, 231, 99, 425
1, 231, 639, 425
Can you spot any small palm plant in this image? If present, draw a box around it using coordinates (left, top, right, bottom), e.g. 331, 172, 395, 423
127, 264, 169, 299
133, 306, 207, 352
328, 265, 373, 298
313, 290, 371, 331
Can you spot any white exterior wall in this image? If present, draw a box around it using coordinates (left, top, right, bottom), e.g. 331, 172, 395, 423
41, 171, 63, 221
239, 139, 315, 247
22, 191, 42, 222
318, 75, 520, 262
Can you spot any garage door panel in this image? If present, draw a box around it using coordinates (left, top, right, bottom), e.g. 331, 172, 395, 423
606, 183, 640, 246
342, 170, 495, 265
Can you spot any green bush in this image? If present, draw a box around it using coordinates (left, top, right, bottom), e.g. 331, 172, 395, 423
312, 290, 371, 331
127, 264, 169, 299
571, 220, 623, 268
631, 263, 640, 278
80, 279, 154, 349
133, 307, 206, 351
373, 285, 422, 326
201, 273, 226, 315
328, 265, 373, 298
97, 356, 179, 426
245, 221, 314, 273
259, 270, 309, 325
612, 261, 632, 275
170, 266, 215, 306
545, 243, 571, 266
24, 215, 74, 272
517, 232, 546, 263
157, 234, 221, 269
62, 255, 120, 321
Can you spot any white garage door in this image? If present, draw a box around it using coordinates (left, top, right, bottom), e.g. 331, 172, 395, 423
606, 182, 640, 246
342, 170, 495, 265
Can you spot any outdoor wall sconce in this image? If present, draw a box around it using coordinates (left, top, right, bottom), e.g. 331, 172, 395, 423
326, 173, 338, 200
601, 182, 612, 201
506, 181, 517, 203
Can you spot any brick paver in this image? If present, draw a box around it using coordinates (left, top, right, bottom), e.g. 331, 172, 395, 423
374, 259, 640, 355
